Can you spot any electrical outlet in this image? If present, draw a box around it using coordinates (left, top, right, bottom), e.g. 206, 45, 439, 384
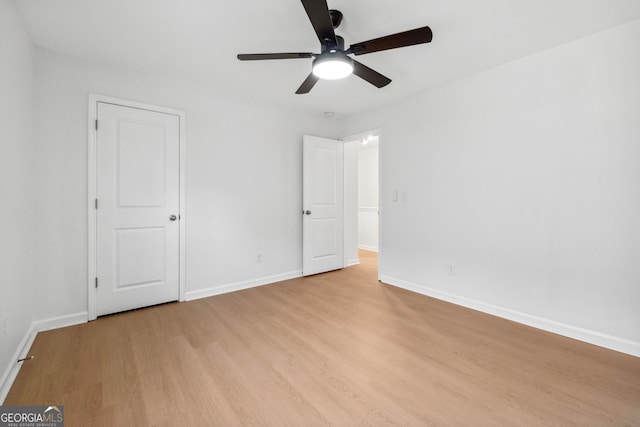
448, 264, 456, 276
256, 253, 263, 263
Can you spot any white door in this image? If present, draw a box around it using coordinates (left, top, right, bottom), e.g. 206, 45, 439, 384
96, 102, 180, 316
302, 135, 344, 276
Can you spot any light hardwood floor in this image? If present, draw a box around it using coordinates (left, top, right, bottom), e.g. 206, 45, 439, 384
6, 251, 640, 426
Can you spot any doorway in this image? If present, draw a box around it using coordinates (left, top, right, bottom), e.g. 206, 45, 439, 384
343, 130, 380, 276
87, 95, 186, 320
357, 135, 379, 253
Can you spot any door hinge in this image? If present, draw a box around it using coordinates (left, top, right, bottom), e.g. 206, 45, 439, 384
95, 277, 98, 288
95, 198, 98, 209
95, 119, 98, 131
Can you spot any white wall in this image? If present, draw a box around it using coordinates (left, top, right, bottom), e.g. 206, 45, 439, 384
339, 19, 640, 355
358, 141, 379, 252
32, 48, 338, 319
0, 0, 36, 400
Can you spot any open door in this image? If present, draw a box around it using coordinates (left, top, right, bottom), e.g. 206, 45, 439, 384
302, 135, 344, 276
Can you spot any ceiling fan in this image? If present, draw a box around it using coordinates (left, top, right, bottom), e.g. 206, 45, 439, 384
237, 0, 433, 94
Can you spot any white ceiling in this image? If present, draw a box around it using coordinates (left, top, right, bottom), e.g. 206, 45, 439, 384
16, 0, 640, 117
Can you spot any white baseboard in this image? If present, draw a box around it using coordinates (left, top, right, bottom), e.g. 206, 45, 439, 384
185, 270, 303, 301
0, 311, 88, 404
33, 311, 88, 332
358, 245, 378, 252
345, 258, 360, 267
0, 326, 37, 404
380, 275, 640, 358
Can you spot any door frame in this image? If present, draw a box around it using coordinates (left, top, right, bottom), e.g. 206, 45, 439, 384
87, 94, 187, 321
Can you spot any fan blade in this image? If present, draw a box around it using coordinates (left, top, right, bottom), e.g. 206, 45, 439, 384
352, 60, 391, 88
300, 0, 337, 46
237, 53, 314, 61
295, 73, 320, 94
347, 26, 433, 56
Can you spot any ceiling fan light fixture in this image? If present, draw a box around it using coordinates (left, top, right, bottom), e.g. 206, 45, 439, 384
312, 52, 353, 80
237, 5, 433, 94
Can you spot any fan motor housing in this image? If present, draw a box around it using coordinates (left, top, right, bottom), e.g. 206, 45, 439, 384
321, 35, 346, 53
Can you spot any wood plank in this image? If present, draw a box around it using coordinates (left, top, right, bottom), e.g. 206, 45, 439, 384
5, 250, 640, 425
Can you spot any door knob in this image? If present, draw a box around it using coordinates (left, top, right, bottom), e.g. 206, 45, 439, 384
169, 215, 177, 221
304, 210, 312, 215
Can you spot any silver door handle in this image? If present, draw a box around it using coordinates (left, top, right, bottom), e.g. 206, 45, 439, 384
169, 215, 177, 221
